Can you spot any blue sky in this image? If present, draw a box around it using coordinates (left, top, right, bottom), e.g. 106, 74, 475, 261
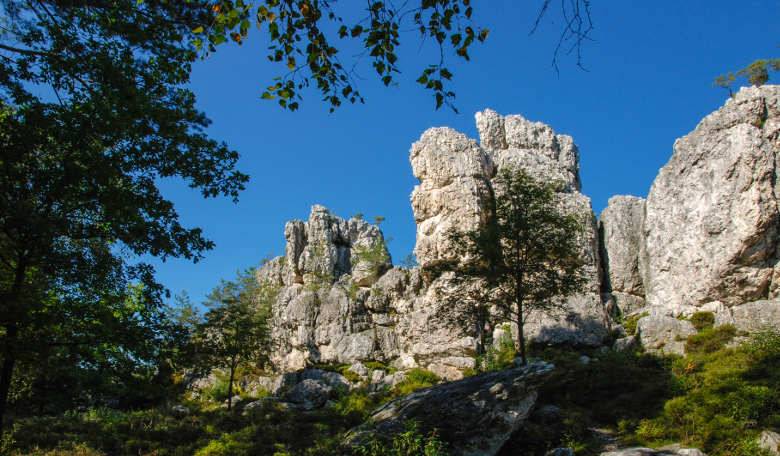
149, 0, 780, 306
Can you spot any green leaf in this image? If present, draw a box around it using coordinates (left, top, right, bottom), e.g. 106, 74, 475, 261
191, 26, 204, 34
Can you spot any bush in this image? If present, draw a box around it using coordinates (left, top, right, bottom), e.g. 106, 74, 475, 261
535, 345, 675, 426
688, 311, 715, 331
477, 331, 517, 372
627, 329, 780, 453
684, 324, 736, 355
392, 369, 441, 398
352, 419, 449, 456
202, 380, 232, 402
624, 312, 650, 335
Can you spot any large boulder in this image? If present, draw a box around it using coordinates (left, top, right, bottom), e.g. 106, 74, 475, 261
635, 315, 697, 355
730, 299, 780, 333
281, 379, 331, 411
348, 362, 555, 456
641, 85, 780, 309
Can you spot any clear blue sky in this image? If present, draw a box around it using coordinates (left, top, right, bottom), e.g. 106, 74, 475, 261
148, 0, 779, 306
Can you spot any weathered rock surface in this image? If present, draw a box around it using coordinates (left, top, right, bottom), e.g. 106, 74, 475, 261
730, 299, 780, 333
348, 362, 555, 456
635, 315, 697, 355
641, 85, 780, 309
282, 379, 331, 411
757, 430, 780, 454
409, 127, 495, 269
601, 449, 705, 456
411, 110, 609, 348
261, 110, 611, 373
599, 196, 646, 297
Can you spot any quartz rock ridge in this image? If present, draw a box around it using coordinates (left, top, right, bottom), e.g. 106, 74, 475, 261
257, 110, 612, 376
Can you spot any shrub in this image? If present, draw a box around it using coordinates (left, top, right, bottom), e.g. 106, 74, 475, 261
535, 345, 675, 426
352, 419, 449, 456
363, 362, 389, 373
338, 367, 364, 384
628, 329, 780, 454
392, 369, 441, 398
202, 380, 232, 402
684, 324, 736, 355
477, 331, 517, 372
624, 312, 650, 335
602, 328, 624, 347
687, 311, 715, 332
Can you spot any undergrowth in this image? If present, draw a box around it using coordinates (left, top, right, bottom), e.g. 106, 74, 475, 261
7, 329, 780, 456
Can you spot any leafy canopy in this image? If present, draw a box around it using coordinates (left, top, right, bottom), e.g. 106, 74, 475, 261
195, 266, 273, 410
437, 166, 587, 366
0, 0, 247, 429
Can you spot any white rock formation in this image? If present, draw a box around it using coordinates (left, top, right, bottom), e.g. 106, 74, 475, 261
641, 85, 780, 309
258, 111, 614, 374
425, 110, 609, 346
635, 315, 697, 356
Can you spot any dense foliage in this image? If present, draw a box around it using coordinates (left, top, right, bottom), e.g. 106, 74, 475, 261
0, 0, 248, 431
436, 166, 587, 365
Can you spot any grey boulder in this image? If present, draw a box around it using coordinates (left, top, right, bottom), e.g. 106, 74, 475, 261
348, 362, 555, 456
282, 379, 332, 411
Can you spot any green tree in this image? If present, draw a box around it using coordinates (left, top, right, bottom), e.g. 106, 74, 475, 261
0, 0, 249, 430
196, 266, 270, 411
714, 46, 780, 95
436, 166, 586, 366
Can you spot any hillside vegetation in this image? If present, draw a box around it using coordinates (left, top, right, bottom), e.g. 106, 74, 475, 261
3, 326, 779, 456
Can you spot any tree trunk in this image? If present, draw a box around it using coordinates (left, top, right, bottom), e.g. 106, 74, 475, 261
516, 301, 527, 366
0, 357, 16, 434
227, 366, 235, 411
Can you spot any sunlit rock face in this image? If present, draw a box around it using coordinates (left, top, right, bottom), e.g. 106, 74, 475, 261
640, 85, 780, 309
599, 196, 649, 316
260, 205, 479, 376
259, 111, 612, 375
411, 110, 608, 347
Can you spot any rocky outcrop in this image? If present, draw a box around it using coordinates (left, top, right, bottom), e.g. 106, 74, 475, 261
347, 362, 555, 456
730, 299, 780, 333
641, 85, 780, 309
412, 110, 609, 347
259, 207, 479, 375
259, 111, 613, 375
410, 128, 495, 269
281, 379, 332, 411
635, 315, 697, 356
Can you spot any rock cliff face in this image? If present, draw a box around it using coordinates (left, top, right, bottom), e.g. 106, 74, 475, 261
258, 111, 611, 376
640, 85, 780, 309
258, 86, 780, 373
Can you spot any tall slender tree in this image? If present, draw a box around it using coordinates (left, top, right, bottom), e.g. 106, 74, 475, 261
196, 266, 271, 411
437, 166, 587, 366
